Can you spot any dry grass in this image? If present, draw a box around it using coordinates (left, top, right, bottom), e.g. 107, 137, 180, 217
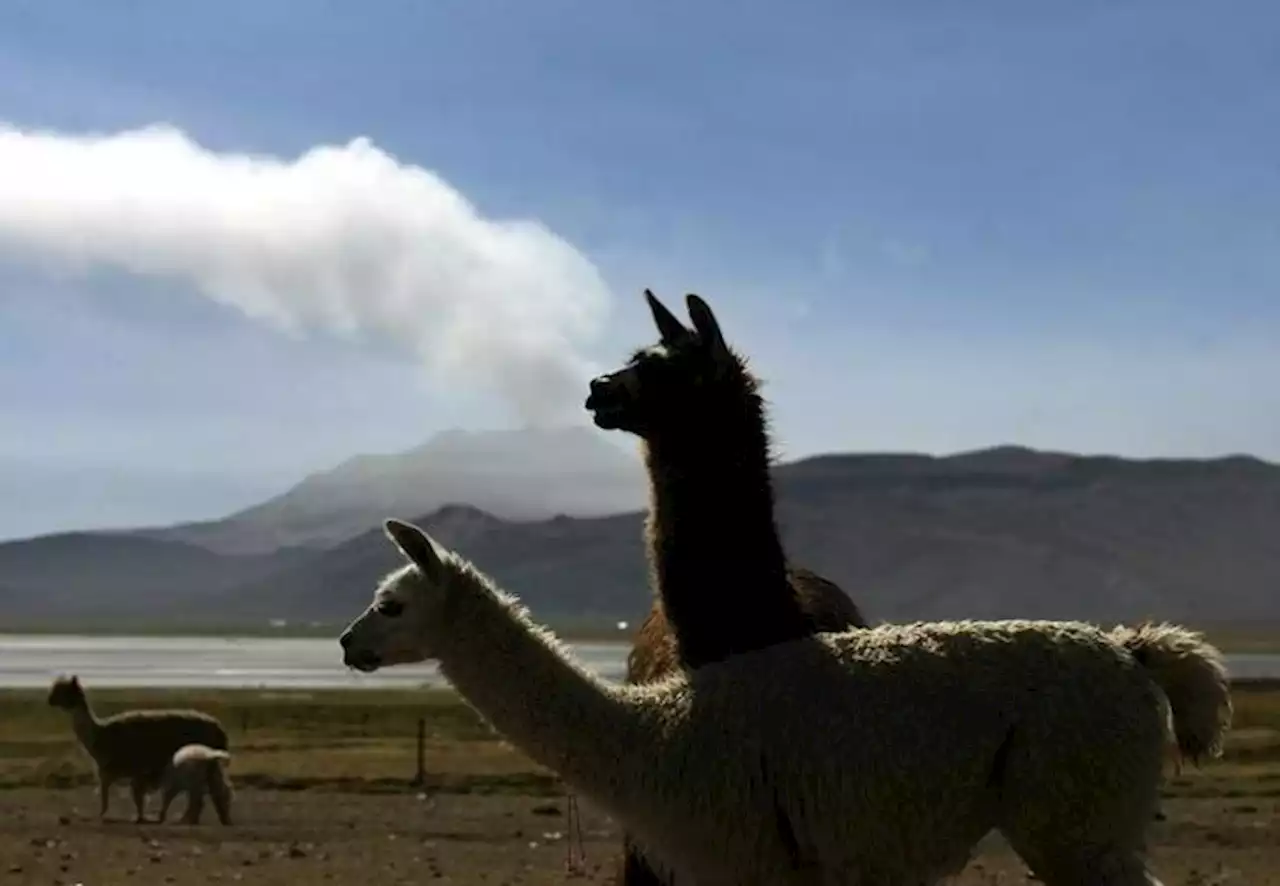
1, 681, 1278, 884
0, 686, 558, 795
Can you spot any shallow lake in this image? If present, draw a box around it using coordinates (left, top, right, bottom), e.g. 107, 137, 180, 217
0, 634, 1275, 689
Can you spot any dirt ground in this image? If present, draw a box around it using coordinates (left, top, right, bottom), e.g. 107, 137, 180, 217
0, 787, 1275, 886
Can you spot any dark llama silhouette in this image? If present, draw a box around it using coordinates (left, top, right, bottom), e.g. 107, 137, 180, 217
624, 565, 866, 684
586, 288, 866, 668
586, 289, 869, 885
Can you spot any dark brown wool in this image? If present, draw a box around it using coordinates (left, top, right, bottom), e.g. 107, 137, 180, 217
588, 289, 862, 670
626, 566, 867, 685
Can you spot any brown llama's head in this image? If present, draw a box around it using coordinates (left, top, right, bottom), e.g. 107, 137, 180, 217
47, 674, 85, 710
585, 289, 762, 440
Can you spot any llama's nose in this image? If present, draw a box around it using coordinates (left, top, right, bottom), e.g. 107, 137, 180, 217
339, 631, 353, 650
586, 374, 615, 406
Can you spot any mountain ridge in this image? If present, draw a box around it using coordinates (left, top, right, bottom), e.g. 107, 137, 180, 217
2, 436, 1277, 629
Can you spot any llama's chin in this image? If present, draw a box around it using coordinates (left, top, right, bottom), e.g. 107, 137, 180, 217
589, 411, 619, 430
343, 651, 383, 673
587, 405, 633, 432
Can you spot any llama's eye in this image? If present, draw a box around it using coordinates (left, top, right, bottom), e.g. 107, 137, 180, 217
376, 599, 404, 618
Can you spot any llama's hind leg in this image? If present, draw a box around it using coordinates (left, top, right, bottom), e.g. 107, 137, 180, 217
995, 685, 1167, 885
96, 771, 114, 820
129, 778, 150, 824
182, 782, 206, 825
208, 768, 233, 826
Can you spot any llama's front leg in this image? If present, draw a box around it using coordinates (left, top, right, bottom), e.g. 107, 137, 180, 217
97, 771, 114, 820
129, 778, 150, 824
157, 782, 181, 824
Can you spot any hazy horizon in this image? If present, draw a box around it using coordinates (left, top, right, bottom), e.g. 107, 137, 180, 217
2, 427, 1275, 543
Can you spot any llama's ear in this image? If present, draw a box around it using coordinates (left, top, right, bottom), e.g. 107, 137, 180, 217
685, 294, 729, 359
645, 289, 692, 345
383, 518, 445, 581
70, 675, 80, 687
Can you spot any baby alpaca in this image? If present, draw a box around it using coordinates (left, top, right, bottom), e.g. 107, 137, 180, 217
339, 518, 1231, 886
158, 744, 234, 825
47, 675, 229, 823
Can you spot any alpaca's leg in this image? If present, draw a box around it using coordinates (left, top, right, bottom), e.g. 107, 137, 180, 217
129, 778, 149, 824
96, 771, 113, 820
157, 781, 182, 824
208, 769, 233, 826
183, 783, 206, 825
616, 833, 670, 886
996, 683, 1166, 886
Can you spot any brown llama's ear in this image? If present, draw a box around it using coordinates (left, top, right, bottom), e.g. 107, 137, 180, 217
383, 518, 445, 582
685, 294, 729, 359
644, 289, 692, 345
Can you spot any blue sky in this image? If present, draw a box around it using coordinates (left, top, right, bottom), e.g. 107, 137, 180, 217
1, 0, 1277, 538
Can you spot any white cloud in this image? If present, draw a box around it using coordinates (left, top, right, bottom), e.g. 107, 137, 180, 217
0, 123, 612, 425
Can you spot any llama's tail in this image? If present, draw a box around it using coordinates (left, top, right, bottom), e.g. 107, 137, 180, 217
1111, 622, 1233, 765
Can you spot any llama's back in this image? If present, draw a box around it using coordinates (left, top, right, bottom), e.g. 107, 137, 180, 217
95, 710, 229, 782
788, 566, 867, 632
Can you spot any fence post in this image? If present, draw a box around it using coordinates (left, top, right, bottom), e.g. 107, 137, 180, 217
412, 717, 426, 785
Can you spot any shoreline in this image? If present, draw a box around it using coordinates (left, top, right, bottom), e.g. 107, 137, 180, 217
0, 622, 637, 644
5, 621, 1280, 653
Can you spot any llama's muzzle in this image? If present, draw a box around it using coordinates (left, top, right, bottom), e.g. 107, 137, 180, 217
585, 371, 635, 429
339, 630, 382, 672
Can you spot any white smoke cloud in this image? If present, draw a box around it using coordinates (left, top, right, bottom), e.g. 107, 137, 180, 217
0, 123, 612, 425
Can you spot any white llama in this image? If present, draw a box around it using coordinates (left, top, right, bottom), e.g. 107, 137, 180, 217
338, 518, 1231, 886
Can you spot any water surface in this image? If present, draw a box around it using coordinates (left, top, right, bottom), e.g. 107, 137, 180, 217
0, 634, 1275, 690
0, 634, 629, 689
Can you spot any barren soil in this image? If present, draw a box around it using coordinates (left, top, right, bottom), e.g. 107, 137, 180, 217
1, 788, 1276, 885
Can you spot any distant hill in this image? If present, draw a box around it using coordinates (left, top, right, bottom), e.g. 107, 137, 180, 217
2, 443, 1278, 630
135, 426, 647, 554
199, 504, 647, 624
0, 531, 312, 619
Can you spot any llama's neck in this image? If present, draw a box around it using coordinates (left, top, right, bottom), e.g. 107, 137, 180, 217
65, 698, 102, 756
427, 559, 656, 800
644, 429, 807, 671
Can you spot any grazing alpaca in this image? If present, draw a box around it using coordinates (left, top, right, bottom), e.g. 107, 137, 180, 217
586, 289, 819, 671
47, 676, 229, 823
158, 744, 234, 825
339, 518, 1231, 886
